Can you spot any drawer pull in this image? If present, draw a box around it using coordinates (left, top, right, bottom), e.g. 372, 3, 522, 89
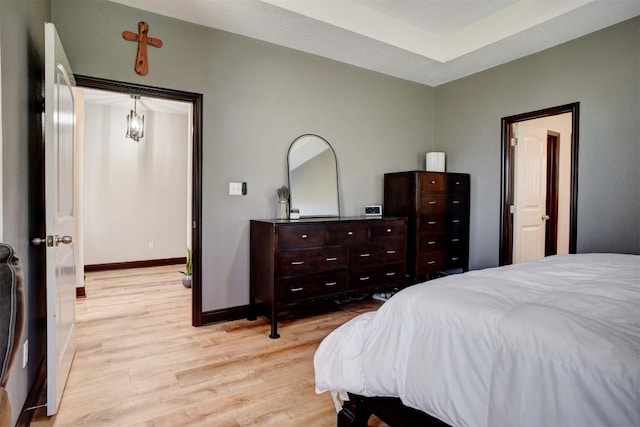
427, 260, 436, 265
451, 238, 460, 242
386, 250, 396, 254
385, 272, 396, 276
326, 257, 338, 261
455, 181, 461, 185
291, 261, 305, 265
451, 257, 460, 261
360, 253, 371, 257
386, 228, 392, 233
452, 220, 460, 224
291, 287, 304, 292
430, 180, 436, 184
428, 201, 437, 205
428, 221, 437, 225
359, 276, 370, 281
347, 231, 354, 236
453, 200, 461, 204
301, 234, 308, 239
427, 240, 436, 245
325, 281, 337, 286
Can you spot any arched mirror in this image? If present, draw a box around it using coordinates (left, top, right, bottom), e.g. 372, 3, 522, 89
287, 134, 340, 218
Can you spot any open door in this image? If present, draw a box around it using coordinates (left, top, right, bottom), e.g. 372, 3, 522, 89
513, 123, 548, 263
42, 22, 77, 416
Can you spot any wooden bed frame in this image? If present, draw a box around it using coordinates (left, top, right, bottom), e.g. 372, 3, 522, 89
338, 393, 451, 427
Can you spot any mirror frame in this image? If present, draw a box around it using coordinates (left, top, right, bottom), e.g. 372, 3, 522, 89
287, 134, 340, 218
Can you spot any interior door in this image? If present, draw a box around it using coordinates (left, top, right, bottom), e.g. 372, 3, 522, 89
44, 22, 77, 416
513, 123, 548, 264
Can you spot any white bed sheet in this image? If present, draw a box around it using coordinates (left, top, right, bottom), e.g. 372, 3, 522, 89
314, 254, 640, 426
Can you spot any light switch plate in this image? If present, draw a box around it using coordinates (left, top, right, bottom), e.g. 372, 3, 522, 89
229, 182, 243, 195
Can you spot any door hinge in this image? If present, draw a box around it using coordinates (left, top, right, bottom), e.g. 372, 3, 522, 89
510, 137, 518, 147
509, 205, 516, 214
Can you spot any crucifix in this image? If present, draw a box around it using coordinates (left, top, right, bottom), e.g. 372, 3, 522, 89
122, 21, 163, 76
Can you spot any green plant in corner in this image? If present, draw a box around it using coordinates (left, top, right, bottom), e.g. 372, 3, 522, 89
180, 247, 192, 288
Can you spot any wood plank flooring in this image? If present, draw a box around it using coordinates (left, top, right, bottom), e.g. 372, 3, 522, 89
31, 265, 385, 426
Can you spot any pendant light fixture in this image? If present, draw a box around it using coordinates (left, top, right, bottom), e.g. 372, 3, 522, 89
126, 95, 144, 142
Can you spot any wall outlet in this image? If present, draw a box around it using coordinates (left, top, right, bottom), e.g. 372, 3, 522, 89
148, 242, 155, 250
23, 339, 28, 368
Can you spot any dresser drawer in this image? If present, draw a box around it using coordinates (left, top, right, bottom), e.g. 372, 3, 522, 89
369, 219, 406, 240
419, 172, 447, 193
447, 174, 469, 194
419, 193, 449, 213
418, 214, 447, 234
278, 224, 326, 249
350, 263, 406, 290
326, 222, 368, 246
277, 247, 348, 277
418, 233, 446, 252
277, 272, 348, 303
351, 241, 406, 266
417, 251, 446, 275
444, 252, 467, 270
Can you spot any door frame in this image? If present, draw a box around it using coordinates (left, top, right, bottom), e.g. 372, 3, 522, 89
545, 132, 560, 256
499, 102, 579, 266
74, 75, 204, 326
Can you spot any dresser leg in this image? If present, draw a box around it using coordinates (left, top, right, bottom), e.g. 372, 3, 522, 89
247, 295, 257, 321
269, 306, 280, 339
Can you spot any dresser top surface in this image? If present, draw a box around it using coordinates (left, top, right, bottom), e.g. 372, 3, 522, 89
251, 216, 406, 225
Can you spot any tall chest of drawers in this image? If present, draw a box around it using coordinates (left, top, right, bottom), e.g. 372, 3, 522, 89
249, 217, 407, 338
384, 171, 470, 281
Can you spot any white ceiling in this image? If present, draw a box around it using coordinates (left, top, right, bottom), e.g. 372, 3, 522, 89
109, 0, 640, 86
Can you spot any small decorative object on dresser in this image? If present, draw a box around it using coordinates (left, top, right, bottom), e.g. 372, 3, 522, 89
384, 171, 470, 282
249, 217, 407, 338
276, 185, 290, 219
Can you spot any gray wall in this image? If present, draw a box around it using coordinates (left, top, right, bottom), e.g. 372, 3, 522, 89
51, 0, 435, 312
434, 17, 640, 269
1, 0, 50, 424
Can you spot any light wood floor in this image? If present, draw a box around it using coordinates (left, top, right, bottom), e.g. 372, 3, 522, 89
31, 265, 384, 426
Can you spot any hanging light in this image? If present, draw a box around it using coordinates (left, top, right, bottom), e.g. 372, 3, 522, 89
126, 95, 144, 142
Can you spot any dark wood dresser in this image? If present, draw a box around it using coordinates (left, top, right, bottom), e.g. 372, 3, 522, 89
249, 217, 407, 338
384, 171, 470, 281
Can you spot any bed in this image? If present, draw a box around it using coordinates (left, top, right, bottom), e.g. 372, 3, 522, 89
314, 254, 640, 426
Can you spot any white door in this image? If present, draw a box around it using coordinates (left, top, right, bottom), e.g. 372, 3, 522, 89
44, 22, 77, 416
513, 123, 548, 264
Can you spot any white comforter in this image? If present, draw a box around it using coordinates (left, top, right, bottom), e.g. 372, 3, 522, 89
314, 254, 640, 426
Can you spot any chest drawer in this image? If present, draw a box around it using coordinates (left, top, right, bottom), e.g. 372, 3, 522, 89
278, 224, 326, 249
419, 193, 467, 214
276, 272, 348, 303
277, 247, 348, 277
417, 251, 446, 275
419, 172, 447, 193
447, 174, 469, 194
370, 219, 406, 240
326, 222, 368, 246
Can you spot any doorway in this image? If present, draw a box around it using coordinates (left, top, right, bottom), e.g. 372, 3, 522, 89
75, 75, 204, 326
499, 103, 579, 266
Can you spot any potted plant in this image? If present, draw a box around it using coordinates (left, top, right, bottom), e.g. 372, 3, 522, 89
181, 247, 192, 288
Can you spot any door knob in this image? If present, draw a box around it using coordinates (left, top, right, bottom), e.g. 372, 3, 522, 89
32, 237, 51, 246
542, 215, 550, 221
56, 235, 73, 245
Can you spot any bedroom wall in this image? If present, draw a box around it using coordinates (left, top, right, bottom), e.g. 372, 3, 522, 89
0, 0, 50, 424
83, 103, 188, 265
434, 17, 640, 268
51, 0, 435, 312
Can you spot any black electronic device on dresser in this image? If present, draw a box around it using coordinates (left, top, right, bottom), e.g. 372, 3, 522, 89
384, 171, 470, 282
249, 217, 407, 338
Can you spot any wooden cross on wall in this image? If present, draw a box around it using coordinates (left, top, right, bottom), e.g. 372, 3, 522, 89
122, 21, 163, 76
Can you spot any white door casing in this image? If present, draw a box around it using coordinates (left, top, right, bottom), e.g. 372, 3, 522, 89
513, 123, 548, 264
44, 22, 77, 416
